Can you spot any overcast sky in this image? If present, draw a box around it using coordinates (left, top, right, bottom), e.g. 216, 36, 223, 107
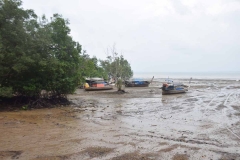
22, 0, 240, 73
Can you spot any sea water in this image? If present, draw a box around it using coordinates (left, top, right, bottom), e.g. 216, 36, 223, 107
133, 72, 240, 80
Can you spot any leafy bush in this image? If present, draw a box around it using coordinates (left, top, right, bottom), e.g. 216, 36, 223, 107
0, 87, 13, 98
0, 0, 82, 98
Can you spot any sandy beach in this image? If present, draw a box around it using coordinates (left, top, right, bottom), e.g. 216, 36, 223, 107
0, 78, 240, 160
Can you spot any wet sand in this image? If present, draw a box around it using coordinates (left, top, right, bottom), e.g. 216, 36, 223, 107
0, 79, 240, 160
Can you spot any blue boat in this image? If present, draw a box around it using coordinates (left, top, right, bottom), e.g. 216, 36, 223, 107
161, 79, 189, 95
125, 78, 150, 87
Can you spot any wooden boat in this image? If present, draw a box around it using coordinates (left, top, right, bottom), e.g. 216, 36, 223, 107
125, 77, 153, 87
85, 86, 113, 91
162, 87, 188, 95
84, 77, 113, 91
161, 79, 189, 95
125, 81, 150, 87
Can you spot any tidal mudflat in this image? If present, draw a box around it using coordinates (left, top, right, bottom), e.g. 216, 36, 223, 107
1, 79, 240, 160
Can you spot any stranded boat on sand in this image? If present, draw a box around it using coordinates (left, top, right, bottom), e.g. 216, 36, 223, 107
161, 79, 189, 95
125, 79, 150, 87
84, 78, 113, 91
125, 77, 154, 87
85, 86, 113, 91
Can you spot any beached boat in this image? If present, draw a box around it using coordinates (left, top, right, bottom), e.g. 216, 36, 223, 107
85, 86, 113, 91
161, 79, 189, 95
125, 77, 154, 87
84, 78, 113, 91
125, 79, 150, 87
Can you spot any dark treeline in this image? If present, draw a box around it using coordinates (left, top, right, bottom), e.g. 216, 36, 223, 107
0, 0, 132, 106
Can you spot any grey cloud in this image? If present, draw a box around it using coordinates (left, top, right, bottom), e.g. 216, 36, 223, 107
22, 0, 240, 72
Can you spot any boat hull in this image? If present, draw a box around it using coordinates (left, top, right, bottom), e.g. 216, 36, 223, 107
85, 86, 113, 91
125, 83, 149, 87
125, 81, 150, 87
162, 89, 187, 95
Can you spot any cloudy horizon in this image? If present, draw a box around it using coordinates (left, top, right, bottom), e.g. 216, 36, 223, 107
22, 0, 240, 73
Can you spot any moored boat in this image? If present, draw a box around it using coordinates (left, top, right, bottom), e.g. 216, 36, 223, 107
85, 86, 113, 91
125, 80, 150, 87
161, 79, 189, 95
84, 77, 113, 91
125, 77, 154, 87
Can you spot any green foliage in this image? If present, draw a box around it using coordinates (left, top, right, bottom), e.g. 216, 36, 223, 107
0, 86, 13, 97
21, 105, 28, 110
0, 0, 82, 98
100, 47, 133, 91
80, 55, 108, 80
100, 52, 133, 81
